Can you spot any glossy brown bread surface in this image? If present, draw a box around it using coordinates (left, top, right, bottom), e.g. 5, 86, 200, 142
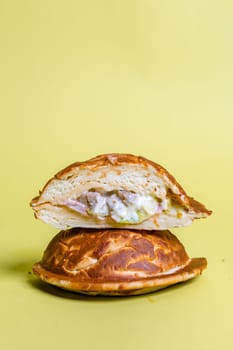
33, 228, 207, 295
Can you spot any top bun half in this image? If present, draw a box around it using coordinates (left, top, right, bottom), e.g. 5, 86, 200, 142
30, 153, 211, 230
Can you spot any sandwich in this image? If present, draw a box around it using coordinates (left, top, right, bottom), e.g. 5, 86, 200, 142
30, 153, 211, 230
31, 153, 211, 295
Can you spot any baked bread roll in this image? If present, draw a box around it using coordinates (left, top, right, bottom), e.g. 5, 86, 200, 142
30, 153, 211, 230
33, 228, 207, 296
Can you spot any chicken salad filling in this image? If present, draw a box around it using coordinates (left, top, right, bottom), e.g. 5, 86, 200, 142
64, 189, 173, 224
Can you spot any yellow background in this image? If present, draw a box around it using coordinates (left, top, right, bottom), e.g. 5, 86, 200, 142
1, 1, 232, 349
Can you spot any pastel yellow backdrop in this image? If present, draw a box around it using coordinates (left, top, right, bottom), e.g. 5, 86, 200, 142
0, 1, 232, 349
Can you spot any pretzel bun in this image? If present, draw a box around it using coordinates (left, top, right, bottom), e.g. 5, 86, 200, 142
33, 228, 207, 296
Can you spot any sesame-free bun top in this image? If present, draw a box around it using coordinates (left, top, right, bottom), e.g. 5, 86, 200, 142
30, 153, 211, 230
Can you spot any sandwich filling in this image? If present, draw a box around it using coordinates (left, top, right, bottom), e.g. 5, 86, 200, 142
64, 189, 184, 224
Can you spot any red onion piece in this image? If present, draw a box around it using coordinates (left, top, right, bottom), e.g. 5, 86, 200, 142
65, 199, 88, 215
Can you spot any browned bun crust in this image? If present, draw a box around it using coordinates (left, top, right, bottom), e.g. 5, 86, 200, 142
32, 228, 207, 295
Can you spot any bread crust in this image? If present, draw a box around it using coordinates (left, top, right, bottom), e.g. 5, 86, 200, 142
33, 257, 207, 296
32, 228, 207, 295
